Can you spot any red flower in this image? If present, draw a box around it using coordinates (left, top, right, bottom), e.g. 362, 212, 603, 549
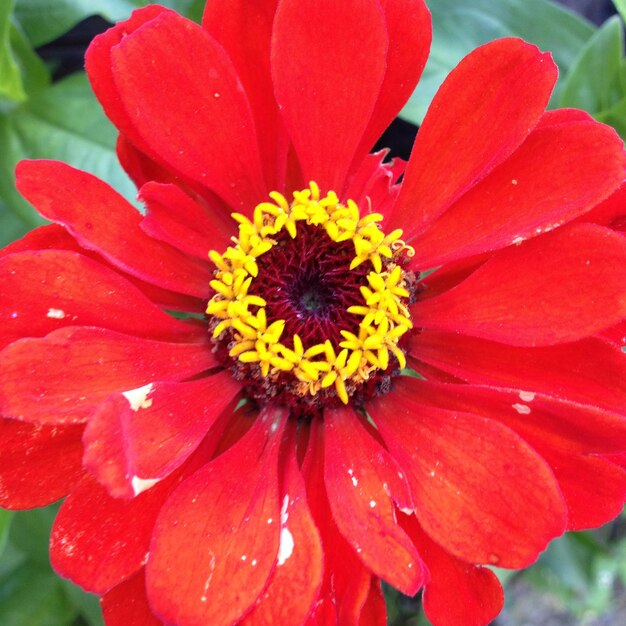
2, 1, 626, 625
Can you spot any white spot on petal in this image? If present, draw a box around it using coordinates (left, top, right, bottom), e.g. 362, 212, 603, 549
369, 500, 377, 508
131, 475, 161, 496
512, 236, 525, 245
122, 383, 154, 411
512, 403, 531, 415
351, 476, 359, 487
511, 179, 518, 185
519, 391, 536, 402
47, 308, 66, 319
280, 495, 289, 525
277, 527, 294, 566
200, 554, 216, 602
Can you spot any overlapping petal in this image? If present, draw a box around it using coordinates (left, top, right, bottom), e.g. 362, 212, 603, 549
50, 473, 169, 594
139, 182, 234, 259
392, 38, 557, 239
411, 332, 626, 415
401, 514, 504, 626
271, 0, 388, 192
408, 118, 626, 267
0, 328, 215, 424
414, 224, 626, 345
354, 0, 432, 161
393, 378, 626, 530
16, 160, 211, 298
368, 384, 567, 568
83, 371, 241, 498
0, 418, 85, 509
202, 0, 284, 190
109, 11, 266, 209
102, 570, 161, 626
242, 424, 323, 626
147, 407, 286, 626
1, 3, 625, 626
324, 406, 423, 595
0, 250, 202, 349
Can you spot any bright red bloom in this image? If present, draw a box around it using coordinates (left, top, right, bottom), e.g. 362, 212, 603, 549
2, 1, 626, 625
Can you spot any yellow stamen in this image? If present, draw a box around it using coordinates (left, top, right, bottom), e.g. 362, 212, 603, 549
206, 182, 413, 404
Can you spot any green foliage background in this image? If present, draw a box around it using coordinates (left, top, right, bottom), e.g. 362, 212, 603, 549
1, 0, 626, 624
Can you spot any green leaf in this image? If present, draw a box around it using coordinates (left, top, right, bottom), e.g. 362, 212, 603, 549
8, 506, 57, 564
597, 96, 626, 140
14, 0, 203, 47
60, 580, 104, 626
0, 70, 137, 230
614, 0, 626, 24
0, 562, 77, 626
401, 0, 595, 125
0, 511, 13, 560
0, 0, 26, 104
9, 18, 49, 96
560, 16, 625, 113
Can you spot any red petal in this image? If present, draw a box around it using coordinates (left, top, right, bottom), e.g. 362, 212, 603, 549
50, 473, 168, 594
344, 151, 404, 220
202, 0, 285, 190
1, 223, 206, 314
110, 11, 266, 209
139, 182, 234, 259
242, 424, 323, 626
414, 224, 626, 345
146, 407, 287, 626
271, 0, 387, 192
579, 182, 626, 228
408, 119, 626, 267
0, 250, 202, 349
102, 570, 162, 626
301, 419, 372, 625
83, 372, 241, 498
392, 38, 556, 239
602, 319, 626, 346
368, 390, 567, 568
396, 379, 626, 456
541, 451, 626, 531
355, 0, 431, 160
0, 328, 215, 424
86, 6, 174, 158
402, 514, 504, 626
0, 418, 85, 509
411, 331, 626, 415
0, 223, 77, 259
16, 160, 211, 298
392, 378, 626, 531
357, 579, 387, 626
324, 406, 423, 595
304, 599, 337, 626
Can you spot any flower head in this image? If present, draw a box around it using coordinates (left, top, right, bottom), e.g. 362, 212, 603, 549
2, 1, 626, 625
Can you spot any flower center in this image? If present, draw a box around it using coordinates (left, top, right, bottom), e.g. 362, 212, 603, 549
206, 183, 416, 413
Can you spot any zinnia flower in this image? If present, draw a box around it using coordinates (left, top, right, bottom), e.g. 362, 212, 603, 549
2, 1, 626, 625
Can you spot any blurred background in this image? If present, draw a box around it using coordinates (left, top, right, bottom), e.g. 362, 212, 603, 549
1, 1, 626, 624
